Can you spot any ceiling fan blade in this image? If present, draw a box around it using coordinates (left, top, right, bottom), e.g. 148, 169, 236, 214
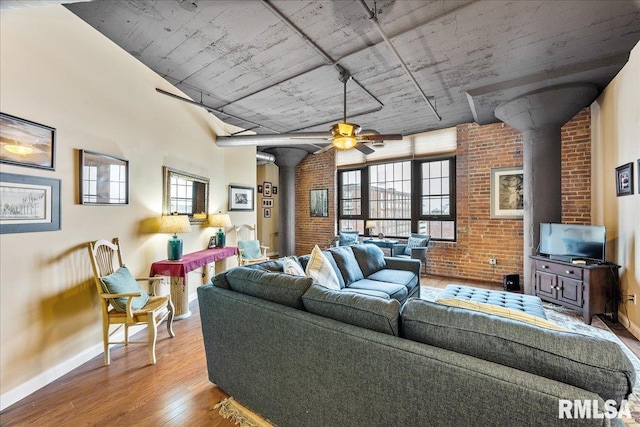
313, 144, 334, 155
358, 134, 403, 141
354, 142, 375, 155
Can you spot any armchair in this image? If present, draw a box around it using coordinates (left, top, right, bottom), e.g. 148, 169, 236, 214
236, 224, 269, 265
335, 230, 360, 247
87, 238, 175, 365
392, 233, 430, 275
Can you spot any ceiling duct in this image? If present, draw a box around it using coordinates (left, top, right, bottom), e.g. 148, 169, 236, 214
216, 133, 330, 147
256, 151, 276, 165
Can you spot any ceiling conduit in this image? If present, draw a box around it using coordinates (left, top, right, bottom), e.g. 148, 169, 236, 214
357, 0, 441, 121
256, 151, 276, 164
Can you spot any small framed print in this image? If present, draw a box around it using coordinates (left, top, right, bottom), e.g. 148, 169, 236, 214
615, 162, 634, 196
263, 182, 272, 197
262, 198, 273, 208
257, 185, 263, 193
264, 208, 271, 218
208, 236, 216, 249
490, 167, 523, 219
273, 186, 278, 195
0, 113, 56, 170
228, 185, 254, 211
310, 189, 328, 217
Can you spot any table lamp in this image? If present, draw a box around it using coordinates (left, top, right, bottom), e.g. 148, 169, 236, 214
159, 214, 192, 260
365, 220, 377, 237
209, 212, 232, 248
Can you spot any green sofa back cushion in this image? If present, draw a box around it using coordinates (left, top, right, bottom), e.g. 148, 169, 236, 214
326, 246, 364, 286
225, 267, 313, 309
401, 298, 635, 406
100, 266, 149, 312
302, 284, 401, 336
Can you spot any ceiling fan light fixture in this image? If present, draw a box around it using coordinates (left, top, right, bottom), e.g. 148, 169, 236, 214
333, 136, 358, 150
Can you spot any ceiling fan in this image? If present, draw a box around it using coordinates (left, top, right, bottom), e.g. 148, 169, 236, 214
304, 71, 403, 155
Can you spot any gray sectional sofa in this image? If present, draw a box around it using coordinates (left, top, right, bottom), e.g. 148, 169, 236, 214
198, 246, 635, 427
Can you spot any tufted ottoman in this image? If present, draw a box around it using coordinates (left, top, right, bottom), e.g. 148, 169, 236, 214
435, 284, 548, 320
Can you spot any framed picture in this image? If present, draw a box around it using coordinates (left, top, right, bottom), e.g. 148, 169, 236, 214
229, 185, 254, 211
262, 198, 273, 208
615, 162, 634, 196
490, 167, 523, 219
263, 182, 272, 197
208, 235, 216, 249
257, 185, 263, 193
273, 186, 278, 195
0, 113, 56, 170
310, 189, 328, 217
79, 150, 129, 205
264, 208, 271, 218
0, 172, 61, 234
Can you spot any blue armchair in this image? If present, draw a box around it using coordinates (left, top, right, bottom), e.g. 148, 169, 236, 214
392, 233, 430, 275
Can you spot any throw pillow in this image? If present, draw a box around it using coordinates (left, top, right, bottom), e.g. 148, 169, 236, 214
283, 256, 306, 276
338, 231, 359, 246
404, 236, 428, 256
305, 245, 341, 290
238, 240, 262, 260
100, 266, 149, 312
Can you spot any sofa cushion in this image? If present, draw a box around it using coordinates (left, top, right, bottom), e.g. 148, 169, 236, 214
225, 267, 312, 309
367, 269, 419, 295
401, 298, 635, 406
351, 244, 386, 277
326, 246, 365, 286
340, 288, 391, 300
338, 231, 359, 246
347, 279, 408, 302
299, 252, 345, 289
283, 256, 306, 276
404, 235, 429, 255
238, 239, 262, 260
305, 245, 341, 290
245, 259, 284, 272
100, 266, 149, 312
302, 284, 400, 336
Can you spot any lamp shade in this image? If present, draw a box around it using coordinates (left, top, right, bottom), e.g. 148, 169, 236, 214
365, 220, 376, 229
159, 215, 192, 234
208, 213, 232, 228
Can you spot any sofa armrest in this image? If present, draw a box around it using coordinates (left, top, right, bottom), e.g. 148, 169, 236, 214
410, 247, 428, 260
384, 256, 421, 277
392, 243, 407, 254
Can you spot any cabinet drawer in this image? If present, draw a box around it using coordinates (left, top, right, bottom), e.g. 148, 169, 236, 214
535, 260, 583, 281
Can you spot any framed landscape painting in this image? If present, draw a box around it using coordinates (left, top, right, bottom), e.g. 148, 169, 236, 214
0, 172, 61, 234
0, 113, 56, 170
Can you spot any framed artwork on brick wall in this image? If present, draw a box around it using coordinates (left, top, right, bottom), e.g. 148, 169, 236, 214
310, 189, 328, 217
490, 167, 523, 219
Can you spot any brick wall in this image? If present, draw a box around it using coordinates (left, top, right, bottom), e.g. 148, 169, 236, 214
294, 149, 337, 255
293, 108, 591, 284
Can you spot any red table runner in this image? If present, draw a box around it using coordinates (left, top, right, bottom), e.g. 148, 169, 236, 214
150, 246, 238, 281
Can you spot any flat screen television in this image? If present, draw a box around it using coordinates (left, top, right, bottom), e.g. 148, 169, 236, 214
539, 223, 606, 262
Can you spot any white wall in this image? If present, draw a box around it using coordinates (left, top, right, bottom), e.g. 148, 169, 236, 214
0, 5, 254, 408
591, 41, 640, 334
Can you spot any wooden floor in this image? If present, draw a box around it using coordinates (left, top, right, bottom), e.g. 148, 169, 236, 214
2, 275, 638, 426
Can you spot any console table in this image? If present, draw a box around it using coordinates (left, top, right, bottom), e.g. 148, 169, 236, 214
362, 238, 399, 256
530, 255, 620, 324
150, 246, 238, 319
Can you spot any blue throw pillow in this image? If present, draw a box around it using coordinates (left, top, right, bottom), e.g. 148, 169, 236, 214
100, 266, 149, 312
239, 240, 262, 260
338, 231, 359, 246
405, 236, 429, 256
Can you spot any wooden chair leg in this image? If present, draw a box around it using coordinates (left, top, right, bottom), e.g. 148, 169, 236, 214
124, 324, 129, 345
102, 322, 111, 366
148, 316, 158, 365
166, 300, 175, 338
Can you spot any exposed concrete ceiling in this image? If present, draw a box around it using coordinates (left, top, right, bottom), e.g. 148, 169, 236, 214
64, 0, 640, 152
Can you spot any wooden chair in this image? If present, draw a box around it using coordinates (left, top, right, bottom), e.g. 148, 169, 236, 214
87, 238, 175, 365
236, 224, 269, 265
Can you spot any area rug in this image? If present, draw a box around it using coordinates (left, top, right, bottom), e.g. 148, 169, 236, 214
422, 285, 640, 425
213, 397, 275, 427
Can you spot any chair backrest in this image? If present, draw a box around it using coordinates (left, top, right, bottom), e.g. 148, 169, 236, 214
87, 238, 124, 294
236, 224, 258, 242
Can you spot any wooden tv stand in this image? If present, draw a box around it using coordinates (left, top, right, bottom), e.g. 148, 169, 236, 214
530, 255, 620, 324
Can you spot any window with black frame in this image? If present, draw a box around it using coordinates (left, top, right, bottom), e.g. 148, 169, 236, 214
337, 156, 456, 241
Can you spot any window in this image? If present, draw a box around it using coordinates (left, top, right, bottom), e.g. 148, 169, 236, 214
337, 156, 456, 241
163, 167, 209, 223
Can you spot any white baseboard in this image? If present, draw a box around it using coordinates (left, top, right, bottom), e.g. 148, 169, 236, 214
618, 311, 640, 341
0, 324, 146, 412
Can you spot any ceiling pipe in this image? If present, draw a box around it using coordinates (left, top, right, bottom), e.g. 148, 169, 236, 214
357, 0, 441, 121
256, 151, 276, 164
216, 133, 330, 147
